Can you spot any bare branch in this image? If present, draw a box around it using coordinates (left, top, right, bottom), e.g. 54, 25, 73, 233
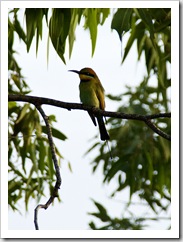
144, 119, 171, 141
34, 105, 61, 230
8, 94, 171, 141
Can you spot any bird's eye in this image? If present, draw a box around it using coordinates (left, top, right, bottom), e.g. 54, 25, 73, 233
84, 72, 94, 77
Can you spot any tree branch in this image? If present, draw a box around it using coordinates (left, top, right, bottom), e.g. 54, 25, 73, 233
8, 94, 171, 141
34, 105, 62, 230
144, 119, 171, 141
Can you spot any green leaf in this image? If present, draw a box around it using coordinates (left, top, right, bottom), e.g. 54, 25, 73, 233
38, 139, 46, 174
19, 146, 27, 173
8, 102, 19, 115
42, 126, 67, 141
103, 159, 123, 182
14, 16, 26, 44
149, 8, 171, 23
136, 9, 154, 41
136, 22, 146, 60
145, 151, 153, 183
122, 24, 136, 62
49, 8, 71, 64
25, 8, 48, 53
25, 183, 38, 211
111, 8, 133, 40
8, 18, 14, 50
67, 161, 72, 173
89, 221, 97, 230
25, 9, 38, 51
99, 8, 110, 25
90, 200, 110, 222
144, 37, 156, 74
68, 9, 79, 58
47, 147, 55, 179
48, 114, 57, 122
11, 74, 22, 91
87, 9, 98, 56
122, 14, 145, 62
26, 165, 35, 187
8, 179, 22, 194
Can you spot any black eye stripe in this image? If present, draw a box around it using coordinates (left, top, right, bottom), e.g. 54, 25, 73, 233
81, 72, 94, 78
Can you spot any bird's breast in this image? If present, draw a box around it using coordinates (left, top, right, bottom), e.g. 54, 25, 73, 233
79, 81, 100, 108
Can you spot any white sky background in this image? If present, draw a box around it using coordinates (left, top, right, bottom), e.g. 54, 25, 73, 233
1, 1, 179, 239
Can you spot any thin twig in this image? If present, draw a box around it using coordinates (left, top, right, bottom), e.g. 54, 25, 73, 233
34, 105, 61, 230
8, 94, 171, 140
144, 119, 171, 141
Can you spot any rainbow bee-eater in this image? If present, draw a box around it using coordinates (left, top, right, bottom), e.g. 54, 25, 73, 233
69, 67, 110, 141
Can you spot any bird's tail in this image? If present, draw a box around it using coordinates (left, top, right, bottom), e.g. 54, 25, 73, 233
97, 115, 110, 141
88, 111, 97, 126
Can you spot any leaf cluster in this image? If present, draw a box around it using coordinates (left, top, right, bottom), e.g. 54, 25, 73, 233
9, 8, 110, 64
8, 102, 66, 211
88, 200, 169, 230
90, 82, 171, 208
8, 8, 69, 211
112, 8, 171, 89
87, 8, 171, 229
89, 200, 146, 230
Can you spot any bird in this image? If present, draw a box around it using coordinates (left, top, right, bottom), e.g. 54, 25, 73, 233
69, 67, 110, 141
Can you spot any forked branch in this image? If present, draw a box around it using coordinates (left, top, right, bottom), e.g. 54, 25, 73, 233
8, 94, 171, 141
34, 105, 61, 230
8, 94, 171, 229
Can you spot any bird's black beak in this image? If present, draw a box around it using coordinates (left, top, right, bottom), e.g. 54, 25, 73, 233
68, 70, 80, 74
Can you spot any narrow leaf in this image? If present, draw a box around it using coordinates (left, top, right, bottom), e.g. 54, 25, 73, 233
42, 126, 67, 141
111, 8, 133, 40
16, 104, 30, 124
49, 8, 71, 64
88, 9, 97, 56
38, 139, 46, 174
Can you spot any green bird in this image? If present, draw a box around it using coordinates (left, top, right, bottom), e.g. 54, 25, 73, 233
69, 67, 110, 141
